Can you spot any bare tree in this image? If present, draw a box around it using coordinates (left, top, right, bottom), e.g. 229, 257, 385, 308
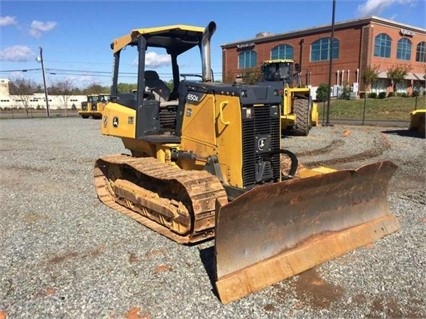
83, 83, 109, 95
49, 79, 75, 116
241, 68, 261, 85
9, 78, 37, 118
362, 65, 380, 93
361, 65, 380, 125
387, 64, 412, 94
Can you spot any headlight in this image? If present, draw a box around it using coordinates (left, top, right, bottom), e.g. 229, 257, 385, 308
242, 107, 253, 119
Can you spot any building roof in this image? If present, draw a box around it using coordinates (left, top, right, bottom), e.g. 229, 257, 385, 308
221, 16, 426, 48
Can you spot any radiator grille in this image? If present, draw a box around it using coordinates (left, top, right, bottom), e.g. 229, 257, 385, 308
242, 105, 280, 188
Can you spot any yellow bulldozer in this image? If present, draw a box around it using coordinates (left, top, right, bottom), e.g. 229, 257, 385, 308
259, 59, 318, 136
79, 93, 110, 119
94, 21, 400, 304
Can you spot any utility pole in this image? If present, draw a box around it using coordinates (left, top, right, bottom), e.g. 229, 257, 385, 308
325, 0, 336, 126
38, 47, 50, 118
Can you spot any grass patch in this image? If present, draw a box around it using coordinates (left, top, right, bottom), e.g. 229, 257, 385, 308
317, 95, 425, 121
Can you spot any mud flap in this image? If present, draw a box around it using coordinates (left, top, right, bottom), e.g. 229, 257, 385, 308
215, 161, 399, 304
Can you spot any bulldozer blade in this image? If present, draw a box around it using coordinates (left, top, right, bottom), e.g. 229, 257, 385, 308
215, 161, 399, 304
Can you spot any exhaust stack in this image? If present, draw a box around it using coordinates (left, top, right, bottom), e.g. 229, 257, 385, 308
201, 21, 216, 82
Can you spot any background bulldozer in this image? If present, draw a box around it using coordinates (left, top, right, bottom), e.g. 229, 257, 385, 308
259, 59, 318, 136
94, 21, 399, 304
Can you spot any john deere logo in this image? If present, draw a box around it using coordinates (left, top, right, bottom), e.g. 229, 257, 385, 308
258, 138, 266, 151
255, 135, 271, 153
112, 117, 119, 127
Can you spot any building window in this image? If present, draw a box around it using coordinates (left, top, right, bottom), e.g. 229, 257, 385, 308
271, 44, 294, 60
397, 38, 412, 60
416, 41, 426, 62
374, 33, 391, 58
310, 38, 339, 62
238, 50, 257, 69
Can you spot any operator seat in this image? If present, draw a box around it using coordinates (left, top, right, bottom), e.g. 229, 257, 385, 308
144, 70, 171, 102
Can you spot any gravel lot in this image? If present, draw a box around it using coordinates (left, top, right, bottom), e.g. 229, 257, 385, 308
0, 117, 425, 319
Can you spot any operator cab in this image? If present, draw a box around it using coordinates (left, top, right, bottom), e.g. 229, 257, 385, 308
109, 22, 216, 142
260, 59, 300, 86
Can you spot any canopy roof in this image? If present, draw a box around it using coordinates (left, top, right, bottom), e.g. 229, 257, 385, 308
111, 24, 205, 54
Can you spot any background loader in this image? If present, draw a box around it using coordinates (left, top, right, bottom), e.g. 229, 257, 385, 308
259, 59, 318, 136
79, 93, 110, 119
93, 21, 400, 304
408, 108, 425, 137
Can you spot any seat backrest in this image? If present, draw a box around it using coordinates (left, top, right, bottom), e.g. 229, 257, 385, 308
145, 70, 171, 102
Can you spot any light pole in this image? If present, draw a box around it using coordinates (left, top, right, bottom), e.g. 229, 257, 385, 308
325, 0, 336, 126
37, 47, 50, 118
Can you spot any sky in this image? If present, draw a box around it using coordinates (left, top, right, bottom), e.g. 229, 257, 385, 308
1, 0, 425, 88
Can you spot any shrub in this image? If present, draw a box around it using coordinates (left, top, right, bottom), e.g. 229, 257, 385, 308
388, 92, 395, 97
412, 91, 419, 97
378, 92, 387, 99
368, 92, 377, 98
316, 83, 330, 102
340, 85, 351, 100
359, 92, 366, 99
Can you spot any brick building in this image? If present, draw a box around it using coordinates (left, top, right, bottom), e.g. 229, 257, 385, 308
221, 16, 425, 97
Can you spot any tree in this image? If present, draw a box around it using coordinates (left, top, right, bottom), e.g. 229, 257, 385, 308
387, 64, 412, 94
117, 82, 137, 93
361, 65, 380, 125
83, 83, 109, 95
9, 78, 37, 117
362, 65, 380, 93
240, 68, 261, 85
49, 80, 75, 115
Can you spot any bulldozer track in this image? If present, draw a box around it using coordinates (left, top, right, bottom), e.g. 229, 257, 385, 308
94, 154, 227, 244
297, 133, 391, 167
295, 139, 344, 157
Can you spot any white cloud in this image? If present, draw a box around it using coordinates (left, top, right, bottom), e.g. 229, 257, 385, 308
357, 0, 416, 17
145, 51, 171, 68
29, 20, 57, 37
0, 45, 35, 62
0, 16, 17, 27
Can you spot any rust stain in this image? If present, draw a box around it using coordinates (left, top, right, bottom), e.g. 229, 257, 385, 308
0, 310, 7, 319
145, 248, 167, 259
263, 304, 275, 312
343, 129, 351, 137
86, 246, 105, 258
129, 253, 139, 264
293, 268, 345, 310
125, 307, 151, 319
23, 212, 49, 224
154, 264, 173, 273
47, 246, 105, 265
34, 287, 56, 299
48, 252, 79, 264
365, 297, 423, 319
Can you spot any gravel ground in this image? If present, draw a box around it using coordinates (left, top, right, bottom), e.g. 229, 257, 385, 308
0, 118, 425, 319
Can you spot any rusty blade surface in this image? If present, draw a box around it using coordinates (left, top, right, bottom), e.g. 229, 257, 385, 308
215, 160, 398, 280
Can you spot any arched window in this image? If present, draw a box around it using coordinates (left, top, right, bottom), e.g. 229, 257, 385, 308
238, 50, 257, 69
397, 38, 412, 60
416, 41, 426, 62
374, 33, 391, 58
310, 38, 339, 62
271, 44, 294, 60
